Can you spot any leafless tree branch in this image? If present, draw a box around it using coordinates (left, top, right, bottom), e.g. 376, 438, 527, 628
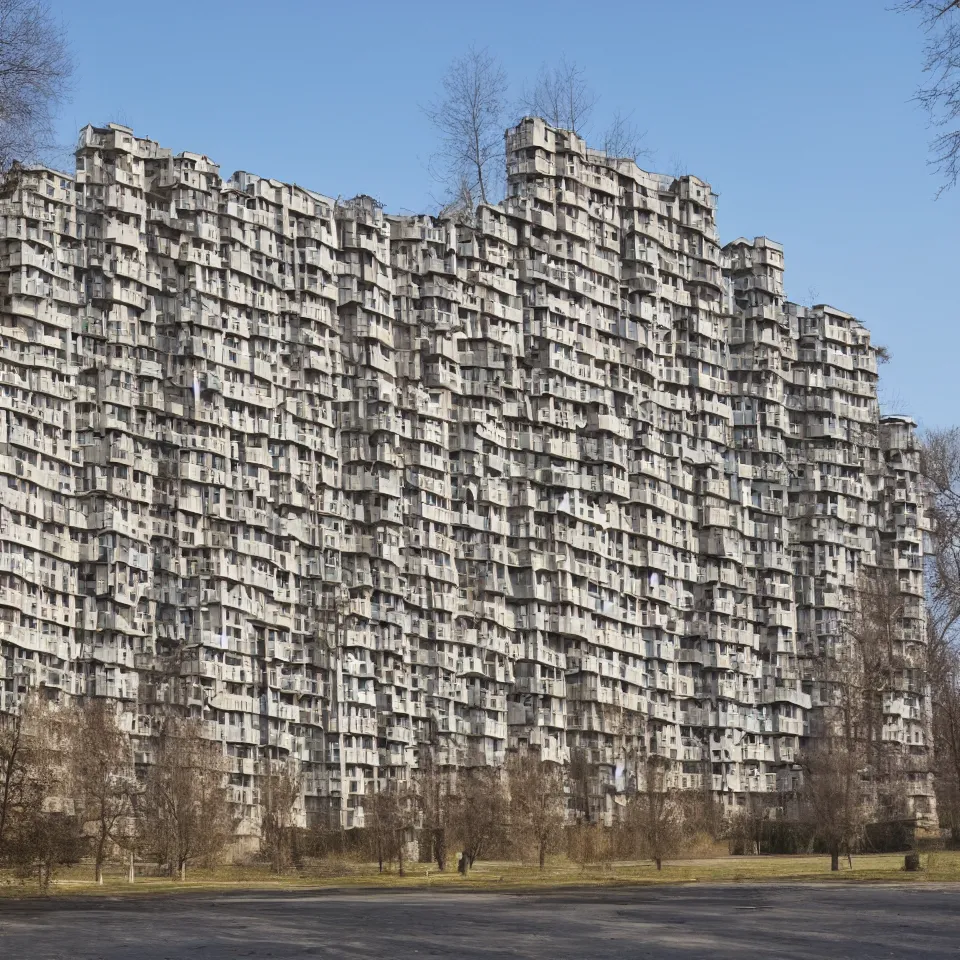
901, 1, 960, 193
506, 751, 566, 869
0, 0, 73, 170
70, 700, 136, 884
602, 110, 650, 163
920, 427, 960, 831
423, 46, 508, 208
136, 717, 237, 880
522, 56, 597, 136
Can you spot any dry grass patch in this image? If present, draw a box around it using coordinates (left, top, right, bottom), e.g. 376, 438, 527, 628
3, 850, 960, 899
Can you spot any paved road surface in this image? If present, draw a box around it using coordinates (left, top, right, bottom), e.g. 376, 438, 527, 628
1, 884, 958, 959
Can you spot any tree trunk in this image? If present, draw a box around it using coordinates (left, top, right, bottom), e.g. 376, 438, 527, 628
655, 858, 662, 871
434, 829, 446, 871
95, 832, 107, 885
180, 860, 186, 881
831, 848, 840, 872
458, 852, 468, 875
398, 837, 405, 877
128, 850, 135, 883
539, 843, 546, 870
0, 719, 22, 852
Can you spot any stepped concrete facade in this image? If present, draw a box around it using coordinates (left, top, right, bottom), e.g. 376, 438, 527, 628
0, 118, 933, 835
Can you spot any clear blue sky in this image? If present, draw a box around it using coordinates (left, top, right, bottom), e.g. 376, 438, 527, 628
49, 0, 958, 430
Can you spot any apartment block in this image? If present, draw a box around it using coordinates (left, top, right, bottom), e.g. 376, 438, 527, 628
0, 118, 933, 834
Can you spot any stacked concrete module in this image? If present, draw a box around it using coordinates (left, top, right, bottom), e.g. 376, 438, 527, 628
0, 166, 83, 713
877, 416, 932, 817
724, 236, 804, 793
0, 118, 934, 838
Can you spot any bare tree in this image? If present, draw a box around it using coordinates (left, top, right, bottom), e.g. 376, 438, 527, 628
9, 802, 86, 890
0, 705, 29, 857
1, 698, 85, 889
668, 153, 688, 180
800, 741, 867, 871
802, 575, 887, 871
523, 56, 597, 136
567, 746, 595, 824
450, 766, 506, 873
921, 428, 960, 832
727, 790, 773, 856
931, 658, 960, 837
0, 0, 73, 170
624, 756, 682, 870
423, 45, 508, 207
800, 557, 918, 872
365, 781, 415, 875
602, 111, 649, 163
922, 427, 960, 613
849, 568, 908, 773
260, 763, 302, 874
70, 700, 136, 884
901, 1, 960, 193
366, 784, 399, 874
137, 718, 236, 880
568, 820, 612, 870
416, 751, 453, 871
507, 752, 566, 869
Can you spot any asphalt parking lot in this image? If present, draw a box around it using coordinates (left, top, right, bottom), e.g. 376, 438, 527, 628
1, 883, 957, 959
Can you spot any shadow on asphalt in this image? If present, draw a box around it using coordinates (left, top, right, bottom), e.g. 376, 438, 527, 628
0, 883, 956, 959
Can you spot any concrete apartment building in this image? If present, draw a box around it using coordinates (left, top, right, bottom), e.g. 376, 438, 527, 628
0, 117, 933, 837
